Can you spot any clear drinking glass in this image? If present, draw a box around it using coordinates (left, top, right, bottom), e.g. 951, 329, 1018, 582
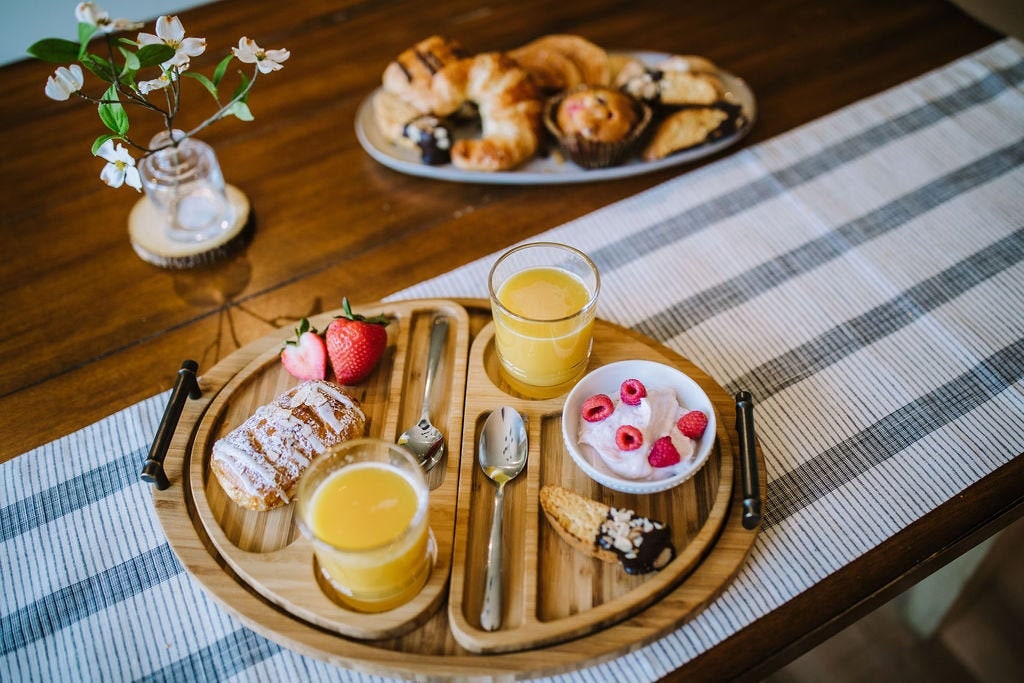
138, 129, 235, 243
294, 438, 434, 613
488, 242, 600, 398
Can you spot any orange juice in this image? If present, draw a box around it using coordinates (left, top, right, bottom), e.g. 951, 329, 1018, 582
306, 461, 431, 612
493, 265, 596, 394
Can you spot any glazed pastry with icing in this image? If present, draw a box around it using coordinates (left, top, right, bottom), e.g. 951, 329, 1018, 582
211, 380, 366, 511
539, 485, 676, 574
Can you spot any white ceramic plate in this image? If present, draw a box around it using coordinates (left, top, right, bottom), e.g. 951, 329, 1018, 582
354, 52, 756, 185
561, 360, 717, 494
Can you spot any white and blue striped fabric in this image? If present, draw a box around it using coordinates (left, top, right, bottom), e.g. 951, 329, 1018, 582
4, 38, 1023, 683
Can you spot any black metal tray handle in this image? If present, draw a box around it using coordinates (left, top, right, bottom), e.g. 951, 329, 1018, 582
141, 360, 202, 490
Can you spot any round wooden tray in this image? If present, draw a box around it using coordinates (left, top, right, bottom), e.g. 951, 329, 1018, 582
152, 298, 763, 680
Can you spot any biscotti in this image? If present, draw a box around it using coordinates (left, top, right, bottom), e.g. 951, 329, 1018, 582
211, 380, 366, 511
539, 484, 675, 574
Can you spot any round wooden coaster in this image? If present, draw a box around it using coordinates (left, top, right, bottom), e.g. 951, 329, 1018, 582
128, 184, 252, 269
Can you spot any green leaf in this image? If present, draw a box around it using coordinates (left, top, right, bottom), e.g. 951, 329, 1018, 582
77, 23, 98, 56
91, 134, 120, 156
81, 53, 117, 83
231, 71, 252, 103
182, 71, 218, 99
226, 101, 253, 121
97, 83, 129, 135
136, 44, 176, 68
212, 54, 234, 87
118, 46, 140, 72
26, 38, 79, 64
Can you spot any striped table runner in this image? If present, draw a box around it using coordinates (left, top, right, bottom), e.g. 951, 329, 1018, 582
4, 37, 1023, 683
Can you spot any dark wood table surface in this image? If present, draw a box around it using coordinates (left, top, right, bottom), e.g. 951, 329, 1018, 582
2, 0, 1019, 680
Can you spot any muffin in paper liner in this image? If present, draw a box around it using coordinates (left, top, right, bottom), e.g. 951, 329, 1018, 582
544, 89, 652, 170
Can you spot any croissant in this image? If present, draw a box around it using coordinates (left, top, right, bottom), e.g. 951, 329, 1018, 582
382, 35, 468, 114
211, 380, 366, 511
427, 52, 542, 171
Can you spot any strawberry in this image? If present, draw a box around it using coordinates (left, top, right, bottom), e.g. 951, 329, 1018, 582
581, 394, 615, 422
620, 378, 647, 406
325, 298, 390, 385
615, 425, 643, 451
648, 436, 681, 467
677, 410, 708, 439
280, 317, 327, 381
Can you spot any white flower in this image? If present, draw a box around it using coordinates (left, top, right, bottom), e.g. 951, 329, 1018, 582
75, 2, 143, 33
95, 140, 142, 191
138, 68, 179, 94
44, 64, 84, 101
232, 37, 290, 74
137, 16, 206, 69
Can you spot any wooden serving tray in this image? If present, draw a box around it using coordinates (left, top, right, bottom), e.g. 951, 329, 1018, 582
152, 298, 763, 680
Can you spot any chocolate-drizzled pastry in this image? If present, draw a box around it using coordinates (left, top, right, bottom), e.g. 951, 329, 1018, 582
403, 115, 452, 165
539, 484, 676, 574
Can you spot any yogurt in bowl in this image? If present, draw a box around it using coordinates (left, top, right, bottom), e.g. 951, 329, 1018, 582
561, 360, 716, 494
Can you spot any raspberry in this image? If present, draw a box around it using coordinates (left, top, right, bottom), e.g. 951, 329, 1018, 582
615, 425, 643, 451
619, 378, 647, 406
648, 436, 681, 467
581, 394, 614, 422
677, 410, 708, 439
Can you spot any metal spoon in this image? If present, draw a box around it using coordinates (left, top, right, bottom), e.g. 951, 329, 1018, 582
478, 406, 528, 632
397, 317, 449, 471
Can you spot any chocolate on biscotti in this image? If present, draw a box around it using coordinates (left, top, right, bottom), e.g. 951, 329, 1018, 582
539, 484, 675, 574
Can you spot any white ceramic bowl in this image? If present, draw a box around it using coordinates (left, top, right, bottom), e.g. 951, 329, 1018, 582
561, 360, 717, 494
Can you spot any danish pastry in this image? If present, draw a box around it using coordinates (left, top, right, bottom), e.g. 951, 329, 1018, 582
509, 34, 611, 91
211, 380, 366, 511
382, 35, 468, 114
539, 485, 676, 574
642, 106, 731, 161
620, 55, 724, 106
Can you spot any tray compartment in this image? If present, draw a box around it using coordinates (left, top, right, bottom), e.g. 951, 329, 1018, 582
446, 322, 733, 653
187, 299, 470, 640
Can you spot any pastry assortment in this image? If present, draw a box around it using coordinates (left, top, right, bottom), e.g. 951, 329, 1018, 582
372, 33, 748, 171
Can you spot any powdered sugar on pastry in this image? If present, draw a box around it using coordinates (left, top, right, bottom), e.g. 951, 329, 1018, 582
211, 379, 366, 510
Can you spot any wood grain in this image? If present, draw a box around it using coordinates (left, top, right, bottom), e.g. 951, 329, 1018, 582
153, 300, 761, 678
0, 0, 999, 462
3, 1, 1015, 679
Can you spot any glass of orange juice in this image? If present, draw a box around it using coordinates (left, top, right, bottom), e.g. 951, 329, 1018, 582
294, 438, 435, 613
488, 242, 600, 398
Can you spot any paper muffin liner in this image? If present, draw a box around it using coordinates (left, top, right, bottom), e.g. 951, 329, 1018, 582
544, 93, 652, 170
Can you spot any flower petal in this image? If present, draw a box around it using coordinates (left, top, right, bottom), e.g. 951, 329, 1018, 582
75, 2, 106, 25
44, 65, 84, 101
155, 15, 185, 42
100, 161, 125, 188
180, 37, 207, 58
264, 48, 290, 64
124, 166, 142, 191
95, 139, 117, 162
232, 37, 259, 63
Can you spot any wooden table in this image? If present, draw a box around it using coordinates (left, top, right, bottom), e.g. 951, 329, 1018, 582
1, 0, 1018, 680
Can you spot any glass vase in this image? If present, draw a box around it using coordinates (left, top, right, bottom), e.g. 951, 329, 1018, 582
138, 130, 235, 243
